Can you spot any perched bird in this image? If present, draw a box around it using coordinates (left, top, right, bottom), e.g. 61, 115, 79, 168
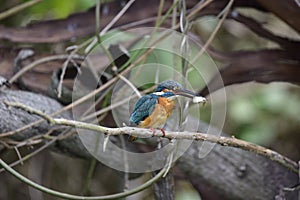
129, 80, 206, 141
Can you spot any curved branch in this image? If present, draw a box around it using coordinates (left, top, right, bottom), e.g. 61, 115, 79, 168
0, 158, 167, 200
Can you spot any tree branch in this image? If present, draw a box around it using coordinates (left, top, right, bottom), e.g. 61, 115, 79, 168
4, 99, 298, 174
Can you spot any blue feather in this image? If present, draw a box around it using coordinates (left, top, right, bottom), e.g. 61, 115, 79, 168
130, 94, 158, 125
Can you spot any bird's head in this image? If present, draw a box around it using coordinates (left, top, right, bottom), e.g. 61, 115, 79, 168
153, 80, 206, 103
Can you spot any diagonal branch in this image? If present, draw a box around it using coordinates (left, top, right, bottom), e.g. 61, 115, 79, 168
231, 13, 300, 53
255, 0, 300, 33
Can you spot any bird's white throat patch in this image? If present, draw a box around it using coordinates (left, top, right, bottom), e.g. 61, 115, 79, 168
153, 92, 164, 96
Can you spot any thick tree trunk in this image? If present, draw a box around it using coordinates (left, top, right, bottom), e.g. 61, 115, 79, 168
178, 140, 298, 199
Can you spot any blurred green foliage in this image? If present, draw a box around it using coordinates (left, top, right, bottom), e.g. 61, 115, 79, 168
1, 0, 97, 26
229, 84, 300, 148
26, 0, 96, 18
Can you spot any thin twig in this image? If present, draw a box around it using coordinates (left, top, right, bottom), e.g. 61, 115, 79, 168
0, 137, 57, 173
95, 0, 101, 43
156, 0, 179, 28
103, 135, 109, 152
191, 0, 234, 65
118, 75, 142, 98
85, 0, 136, 54
81, 158, 97, 195
80, 85, 113, 120
187, 0, 214, 20
120, 135, 129, 190
5, 100, 299, 174
172, 0, 178, 27
163, 151, 174, 177
155, 0, 166, 27
0, 0, 42, 20
14, 146, 24, 165
9, 54, 84, 84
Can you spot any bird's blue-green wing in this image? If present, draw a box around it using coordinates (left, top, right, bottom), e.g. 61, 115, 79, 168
130, 94, 158, 125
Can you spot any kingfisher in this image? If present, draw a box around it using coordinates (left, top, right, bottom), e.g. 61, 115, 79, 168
129, 80, 206, 141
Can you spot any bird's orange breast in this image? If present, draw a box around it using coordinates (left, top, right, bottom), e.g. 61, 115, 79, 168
158, 97, 174, 116
139, 97, 174, 128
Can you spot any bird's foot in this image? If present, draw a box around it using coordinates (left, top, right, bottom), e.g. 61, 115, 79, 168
150, 128, 165, 138
157, 128, 166, 137
150, 128, 156, 137
151, 128, 165, 137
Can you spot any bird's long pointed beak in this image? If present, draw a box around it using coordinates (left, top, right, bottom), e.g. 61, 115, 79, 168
174, 89, 197, 98
174, 89, 206, 103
